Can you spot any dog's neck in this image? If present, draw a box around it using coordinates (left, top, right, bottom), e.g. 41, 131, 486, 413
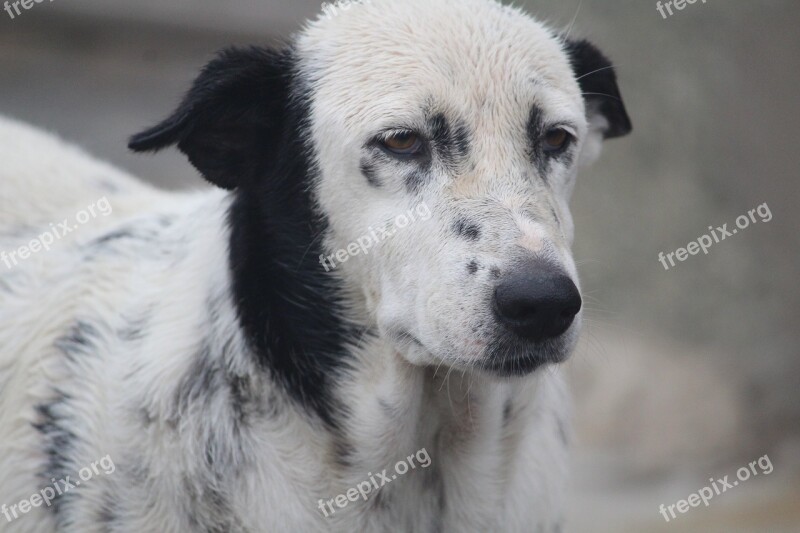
226, 183, 355, 427
333, 334, 524, 454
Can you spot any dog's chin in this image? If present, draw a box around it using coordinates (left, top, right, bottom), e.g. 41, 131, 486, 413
477, 332, 577, 377
389, 326, 578, 377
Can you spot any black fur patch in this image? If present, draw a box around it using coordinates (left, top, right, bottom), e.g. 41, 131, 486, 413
32, 394, 76, 518
223, 55, 355, 428
527, 105, 578, 178
174, 345, 225, 416
172, 340, 264, 431
562, 39, 632, 139
404, 168, 430, 194
467, 260, 479, 275
399, 111, 470, 192
428, 112, 470, 168
91, 229, 134, 246
130, 46, 355, 428
32, 322, 107, 522
54, 321, 100, 363
454, 218, 481, 240
129, 47, 295, 190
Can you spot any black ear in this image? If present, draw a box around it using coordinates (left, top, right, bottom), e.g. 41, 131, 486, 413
128, 46, 292, 189
563, 39, 632, 139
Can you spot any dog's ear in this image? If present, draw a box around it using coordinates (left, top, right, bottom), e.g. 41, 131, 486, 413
563, 39, 632, 139
128, 46, 292, 190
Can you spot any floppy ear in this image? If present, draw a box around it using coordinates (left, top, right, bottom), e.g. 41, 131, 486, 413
128, 46, 292, 190
563, 39, 632, 139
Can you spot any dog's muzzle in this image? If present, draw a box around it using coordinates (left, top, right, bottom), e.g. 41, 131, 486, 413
485, 258, 581, 375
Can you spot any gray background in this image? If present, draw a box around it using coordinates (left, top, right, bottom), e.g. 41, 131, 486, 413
2, 1, 798, 530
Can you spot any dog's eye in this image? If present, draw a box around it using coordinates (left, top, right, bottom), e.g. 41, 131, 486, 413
542, 128, 572, 153
381, 131, 423, 155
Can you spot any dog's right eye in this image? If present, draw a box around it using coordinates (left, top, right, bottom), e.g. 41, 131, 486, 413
542, 128, 573, 153
380, 131, 423, 156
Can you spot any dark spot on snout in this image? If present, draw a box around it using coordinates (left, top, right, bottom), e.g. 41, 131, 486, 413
454, 218, 481, 240
467, 260, 479, 274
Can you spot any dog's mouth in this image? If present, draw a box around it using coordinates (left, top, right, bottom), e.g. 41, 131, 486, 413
479, 326, 578, 376
480, 342, 570, 376
391, 328, 573, 377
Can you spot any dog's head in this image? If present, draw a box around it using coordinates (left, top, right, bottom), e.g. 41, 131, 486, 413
130, 0, 630, 378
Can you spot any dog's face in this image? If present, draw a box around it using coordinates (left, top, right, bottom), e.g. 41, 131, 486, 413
300, 0, 631, 375
130, 0, 630, 378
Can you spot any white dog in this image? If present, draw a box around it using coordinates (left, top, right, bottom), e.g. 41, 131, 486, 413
0, 0, 630, 531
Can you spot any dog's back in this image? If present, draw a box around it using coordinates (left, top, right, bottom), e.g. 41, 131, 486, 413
0, 117, 215, 532
0, 116, 156, 231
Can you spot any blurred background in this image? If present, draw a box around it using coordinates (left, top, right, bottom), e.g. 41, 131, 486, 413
1, 1, 798, 531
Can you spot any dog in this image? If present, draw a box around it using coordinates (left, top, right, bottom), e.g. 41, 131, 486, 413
0, 0, 631, 531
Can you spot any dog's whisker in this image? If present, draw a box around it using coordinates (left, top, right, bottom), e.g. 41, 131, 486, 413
575, 65, 619, 82
561, 0, 584, 42
581, 91, 623, 103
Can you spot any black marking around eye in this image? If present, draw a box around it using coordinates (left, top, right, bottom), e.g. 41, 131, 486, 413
454, 218, 481, 240
404, 169, 428, 194
428, 112, 470, 168
527, 105, 549, 178
527, 105, 576, 180
360, 158, 381, 188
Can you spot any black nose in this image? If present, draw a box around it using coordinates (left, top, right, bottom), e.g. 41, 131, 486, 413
493, 261, 582, 342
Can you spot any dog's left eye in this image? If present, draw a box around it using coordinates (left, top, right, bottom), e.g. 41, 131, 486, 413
542, 128, 573, 153
380, 131, 423, 156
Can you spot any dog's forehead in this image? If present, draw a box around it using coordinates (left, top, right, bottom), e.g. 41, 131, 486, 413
297, 0, 583, 130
